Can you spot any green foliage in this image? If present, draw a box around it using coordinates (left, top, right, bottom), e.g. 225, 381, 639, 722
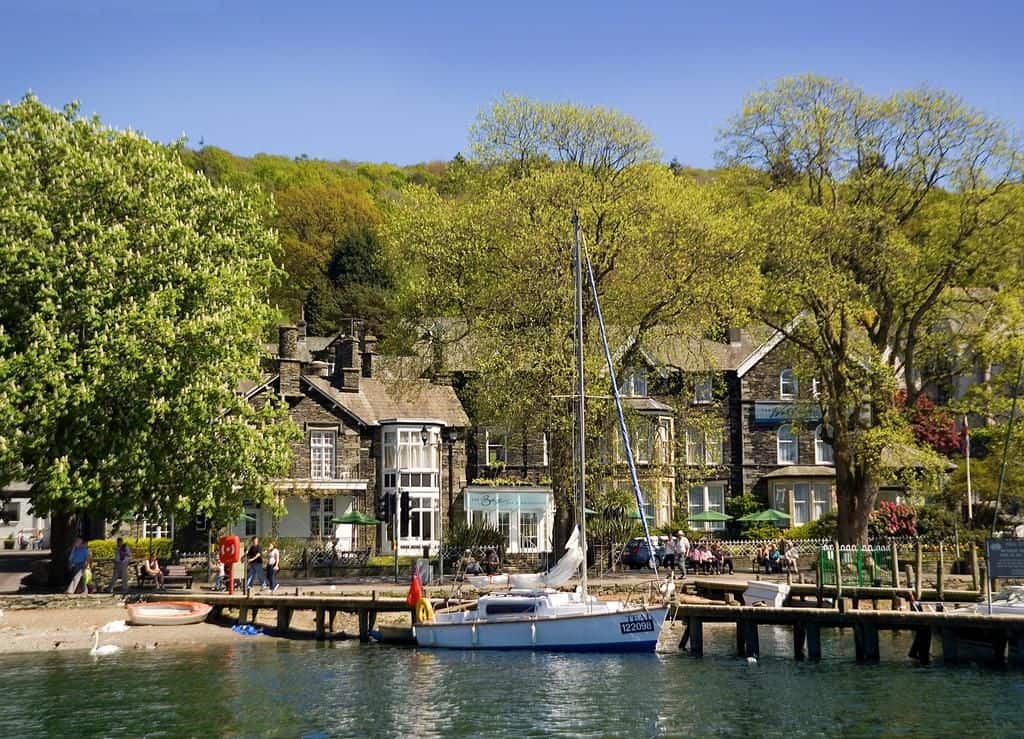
738, 523, 786, 541
785, 511, 838, 540
914, 505, 958, 541
367, 555, 415, 567
88, 538, 171, 560
442, 522, 506, 563
0, 95, 298, 527
720, 75, 1024, 542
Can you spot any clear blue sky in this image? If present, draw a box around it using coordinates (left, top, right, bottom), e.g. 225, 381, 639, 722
2, 1, 1022, 167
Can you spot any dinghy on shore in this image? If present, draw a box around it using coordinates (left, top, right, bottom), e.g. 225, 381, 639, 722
127, 601, 212, 626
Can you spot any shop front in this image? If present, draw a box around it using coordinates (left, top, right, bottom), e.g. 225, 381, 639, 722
464, 485, 554, 554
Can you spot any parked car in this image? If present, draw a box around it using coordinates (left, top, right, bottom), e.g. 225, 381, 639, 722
620, 537, 665, 569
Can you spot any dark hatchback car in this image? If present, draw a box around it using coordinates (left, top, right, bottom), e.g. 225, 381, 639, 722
621, 537, 664, 569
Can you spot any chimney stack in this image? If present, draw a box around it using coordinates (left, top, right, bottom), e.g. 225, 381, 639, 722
278, 324, 302, 397
727, 327, 743, 347
333, 335, 361, 391
361, 334, 378, 378
308, 360, 329, 378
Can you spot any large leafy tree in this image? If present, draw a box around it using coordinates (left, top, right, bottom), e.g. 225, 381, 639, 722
387, 96, 757, 548
0, 96, 298, 577
720, 76, 1024, 542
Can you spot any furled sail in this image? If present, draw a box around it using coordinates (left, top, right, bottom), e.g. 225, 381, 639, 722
508, 526, 584, 590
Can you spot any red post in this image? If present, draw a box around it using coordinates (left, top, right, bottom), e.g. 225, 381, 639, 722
226, 562, 235, 595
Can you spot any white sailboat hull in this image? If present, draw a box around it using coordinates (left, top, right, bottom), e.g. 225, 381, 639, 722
415, 593, 667, 652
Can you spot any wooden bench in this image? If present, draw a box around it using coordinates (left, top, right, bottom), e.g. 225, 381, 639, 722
136, 563, 194, 589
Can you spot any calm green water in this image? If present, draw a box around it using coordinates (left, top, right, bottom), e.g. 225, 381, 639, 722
3, 626, 1023, 738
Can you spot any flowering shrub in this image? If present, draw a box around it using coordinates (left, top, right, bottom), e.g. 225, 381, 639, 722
869, 501, 917, 538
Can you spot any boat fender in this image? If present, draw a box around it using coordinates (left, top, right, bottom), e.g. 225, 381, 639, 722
415, 598, 435, 623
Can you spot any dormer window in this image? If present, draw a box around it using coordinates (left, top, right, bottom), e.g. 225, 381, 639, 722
780, 369, 797, 399
619, 368, 648, 397
693, 376, 713, 404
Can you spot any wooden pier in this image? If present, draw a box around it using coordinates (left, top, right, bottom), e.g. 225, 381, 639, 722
673, 603, 1024, 666
147, 592, 413, 642
689, 577, 982, 608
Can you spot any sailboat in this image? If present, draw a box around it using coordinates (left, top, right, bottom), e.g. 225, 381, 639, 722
413, 215, 669, 652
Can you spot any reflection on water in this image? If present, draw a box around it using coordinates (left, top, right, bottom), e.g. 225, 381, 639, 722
2, 626, 1024, 738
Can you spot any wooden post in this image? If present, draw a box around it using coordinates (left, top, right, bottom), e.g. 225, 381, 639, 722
276, 607, 292, 634
328, 609, 337, 632
937, 543, 945, 602
853, 623, 865, 662
315, 606, 326, 641
238, 605, 249, 624
793, 622, 806, 661
834, 541, 843, 605
358, 610, 370, 643
743, 620, 759, 659
909, 627, 932, 665
1008, 631, 1024, 667
915, 541, 923, 600
735, 621, 745, 657
991, 632, 1008, 667
816, 548, 824, 607
862, 624, 880, 662
970, 545, 980, 592
303, 548, 310, 579
890, 541, 900, 589
806, 623, 822, 661
690, 618, 704, 657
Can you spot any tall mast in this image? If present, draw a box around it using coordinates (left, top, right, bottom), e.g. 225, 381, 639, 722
573, 212, 589, 598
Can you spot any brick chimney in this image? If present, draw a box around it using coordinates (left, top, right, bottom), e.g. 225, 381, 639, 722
333, 334, 361, 391
307, 360, 329, 378
278, 324, 302, 397
361, 334, 378, 378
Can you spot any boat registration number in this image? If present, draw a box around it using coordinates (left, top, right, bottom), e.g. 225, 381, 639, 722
619, 617, 654, 634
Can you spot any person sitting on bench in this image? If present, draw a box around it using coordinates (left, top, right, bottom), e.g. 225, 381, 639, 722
143, 555, 165, 588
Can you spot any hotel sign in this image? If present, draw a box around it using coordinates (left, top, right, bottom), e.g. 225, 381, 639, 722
465, 491, 550, 512
754, 401, 822, 427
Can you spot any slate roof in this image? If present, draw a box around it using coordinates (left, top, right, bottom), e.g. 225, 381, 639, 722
304, 375, 469, 428
762, 465, 837, 479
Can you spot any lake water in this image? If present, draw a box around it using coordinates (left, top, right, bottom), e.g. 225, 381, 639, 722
3, 625, 1023, 738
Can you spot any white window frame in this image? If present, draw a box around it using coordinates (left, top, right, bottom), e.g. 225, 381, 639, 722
780, 368, 797, 399
518, 511, 540, 551
686, 426, 722, 465
485, 430, 508, 466
693, 376, 713, 404
815, 425, 833, 465
777, 425, 797, 465
620, 368, 648, 398
688, 482, 726, 531
309, 496, 335, 539
310, 429, 336, 480
541, 432, 549, 467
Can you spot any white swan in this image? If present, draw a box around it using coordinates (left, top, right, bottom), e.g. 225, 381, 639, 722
90, 631, 122, 657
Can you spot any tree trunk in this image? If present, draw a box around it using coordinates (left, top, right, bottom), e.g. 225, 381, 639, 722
47, 512, 74, 589
833, 442, 876, 545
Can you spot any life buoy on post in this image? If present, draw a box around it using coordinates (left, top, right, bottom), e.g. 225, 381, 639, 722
219, 536, 241, 594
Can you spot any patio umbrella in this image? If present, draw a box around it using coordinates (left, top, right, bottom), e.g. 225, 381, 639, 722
331, 510, 379, 525
584, 507, 600, 516
737, 509, 791, 523
688, 511, 733, 523
628, 510, 655, 521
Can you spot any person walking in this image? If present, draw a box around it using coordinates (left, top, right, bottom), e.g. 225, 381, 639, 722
245, 536, 264, 593
66, 537, 91, 595
109, 537, 131, 594
265, 540, 280, 593
677, 531, 690, 577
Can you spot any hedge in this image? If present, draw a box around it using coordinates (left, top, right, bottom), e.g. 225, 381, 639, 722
88, 537, 171, 560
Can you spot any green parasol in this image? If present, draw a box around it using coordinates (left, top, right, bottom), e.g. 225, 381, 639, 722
628, 510, 655, 521
737, 508, 791, 523
331, 510, 379, 525
688, 510, 733, 523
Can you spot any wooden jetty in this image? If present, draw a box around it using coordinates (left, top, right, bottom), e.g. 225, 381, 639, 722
147, 591, 413, 643
689, 577, 981, 608
673, 603, 1024, 667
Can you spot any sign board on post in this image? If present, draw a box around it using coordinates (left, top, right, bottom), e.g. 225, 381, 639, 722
986, 538, 1024, 579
